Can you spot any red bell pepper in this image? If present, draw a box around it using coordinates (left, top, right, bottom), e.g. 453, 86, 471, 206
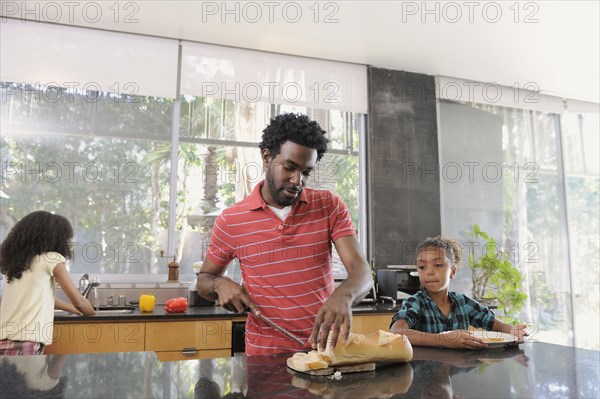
165, 297, 188, 313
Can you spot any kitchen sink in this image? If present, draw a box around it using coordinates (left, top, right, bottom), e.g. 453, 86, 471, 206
55, 306, 135, 316
95, 307, 135, 315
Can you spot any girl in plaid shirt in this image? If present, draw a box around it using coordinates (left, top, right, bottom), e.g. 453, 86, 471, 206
390, 236, 527, 349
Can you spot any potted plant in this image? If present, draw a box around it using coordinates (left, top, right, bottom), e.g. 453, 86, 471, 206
468, 224, 527, 321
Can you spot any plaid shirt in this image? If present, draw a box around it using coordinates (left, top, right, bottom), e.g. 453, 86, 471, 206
0, 339, 44, 356
391, 289, 495, 333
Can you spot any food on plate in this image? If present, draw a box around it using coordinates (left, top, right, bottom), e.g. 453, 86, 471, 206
288, 351, 329, 371
288, 330, 413, 371
482, 337, 504, 343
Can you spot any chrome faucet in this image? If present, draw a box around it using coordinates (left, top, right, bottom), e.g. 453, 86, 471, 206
79, 274, 101, 299
79, 273, 89, 295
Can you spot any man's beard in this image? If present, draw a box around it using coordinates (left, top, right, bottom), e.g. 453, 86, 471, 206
266, 170, 302, 207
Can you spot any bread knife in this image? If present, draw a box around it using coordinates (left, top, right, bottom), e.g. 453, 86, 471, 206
253, 311, 305, 346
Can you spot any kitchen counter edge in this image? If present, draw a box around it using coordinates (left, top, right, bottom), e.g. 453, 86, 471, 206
53, 303, 401, 322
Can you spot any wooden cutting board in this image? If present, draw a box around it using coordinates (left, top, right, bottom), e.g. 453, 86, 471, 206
286, 358, 376, 376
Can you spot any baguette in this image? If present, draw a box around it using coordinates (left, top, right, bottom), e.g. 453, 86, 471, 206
288, 330, 413, 371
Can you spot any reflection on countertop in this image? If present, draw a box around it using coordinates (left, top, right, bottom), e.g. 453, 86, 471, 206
0, 352, 167, 398
0, 342, 600, 399
0, 342, 597, 398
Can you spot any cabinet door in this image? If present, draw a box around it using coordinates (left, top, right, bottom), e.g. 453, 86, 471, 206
145, 320, 232, 352
352, 314, 394, 335
44, 322, 145, 354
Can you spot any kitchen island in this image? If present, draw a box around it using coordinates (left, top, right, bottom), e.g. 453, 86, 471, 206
1, 342, 597, 398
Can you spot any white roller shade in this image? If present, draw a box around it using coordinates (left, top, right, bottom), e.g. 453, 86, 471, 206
0, 19, 178, 98
181, 41, 368, 114
436, 75, 564, 114
567, 99, 599, 114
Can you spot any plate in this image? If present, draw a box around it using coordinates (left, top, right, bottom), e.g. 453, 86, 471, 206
470, 330, 518, 348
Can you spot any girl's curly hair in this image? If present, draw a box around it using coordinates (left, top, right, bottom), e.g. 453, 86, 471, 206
416, 236, 462, 266
258, 113, 329, 161
0, 211, 73, 282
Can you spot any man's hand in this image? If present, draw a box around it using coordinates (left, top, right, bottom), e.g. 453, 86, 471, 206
309, 292, 352, 351
309, 235, 372, 351
197, 260, 256, 314
213, 276, 256, 314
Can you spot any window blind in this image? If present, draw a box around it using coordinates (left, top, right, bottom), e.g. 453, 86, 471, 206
0, 19, 178, 98
180, 41, 368, 114
436, 75, 565, 114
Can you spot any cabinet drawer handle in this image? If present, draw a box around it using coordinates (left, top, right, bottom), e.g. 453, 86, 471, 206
181, 347, 198, 355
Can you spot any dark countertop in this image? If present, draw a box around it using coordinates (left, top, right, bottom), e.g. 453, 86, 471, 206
1, 342, 598, 398
53, 303, 400, 322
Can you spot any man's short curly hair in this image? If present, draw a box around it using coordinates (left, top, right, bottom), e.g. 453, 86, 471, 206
259, 113, 329, 161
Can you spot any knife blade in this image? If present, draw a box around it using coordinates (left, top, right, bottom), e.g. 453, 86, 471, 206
253, 310, 305, 346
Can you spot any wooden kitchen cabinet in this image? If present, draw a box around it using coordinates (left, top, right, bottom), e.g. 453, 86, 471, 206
145, 319, 232, 361
44, 321, 145, 354
44, 313, 393, 357
352, 313, 394, 335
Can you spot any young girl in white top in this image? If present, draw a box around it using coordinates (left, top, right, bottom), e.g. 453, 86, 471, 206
0, 211, 96, 355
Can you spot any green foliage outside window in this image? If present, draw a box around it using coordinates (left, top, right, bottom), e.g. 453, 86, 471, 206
468, 224, 527, 321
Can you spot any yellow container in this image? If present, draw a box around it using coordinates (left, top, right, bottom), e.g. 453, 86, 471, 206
139, 293, 156, 312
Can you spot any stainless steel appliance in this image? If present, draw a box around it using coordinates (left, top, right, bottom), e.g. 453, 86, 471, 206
376, 269, 420, 300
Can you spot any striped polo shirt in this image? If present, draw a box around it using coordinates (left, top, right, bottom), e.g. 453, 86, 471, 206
206, 180, 356, 355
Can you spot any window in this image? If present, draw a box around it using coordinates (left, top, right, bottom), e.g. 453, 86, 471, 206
562, 112, 599, 350
0, 83, 365, 281
438, 98, 599, 350
0, 82, 172, 275
175, 98, 363, 280
1, 21, 368, 283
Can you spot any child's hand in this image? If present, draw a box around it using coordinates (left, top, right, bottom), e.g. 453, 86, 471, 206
68, 305, 83, 316
510, 324, 529, 343
439, 330, 488, 349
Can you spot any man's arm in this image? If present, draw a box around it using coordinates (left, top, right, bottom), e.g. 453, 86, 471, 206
311, 235, 373, 351
196, 259, 256, 314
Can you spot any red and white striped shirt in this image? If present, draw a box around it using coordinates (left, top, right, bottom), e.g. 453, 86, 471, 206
206, 180, 356, 355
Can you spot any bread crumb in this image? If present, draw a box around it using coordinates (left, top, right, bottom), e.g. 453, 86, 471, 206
330, 371, 342, 380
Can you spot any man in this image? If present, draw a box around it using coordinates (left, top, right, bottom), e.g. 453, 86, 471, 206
197, 113, 372, 356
